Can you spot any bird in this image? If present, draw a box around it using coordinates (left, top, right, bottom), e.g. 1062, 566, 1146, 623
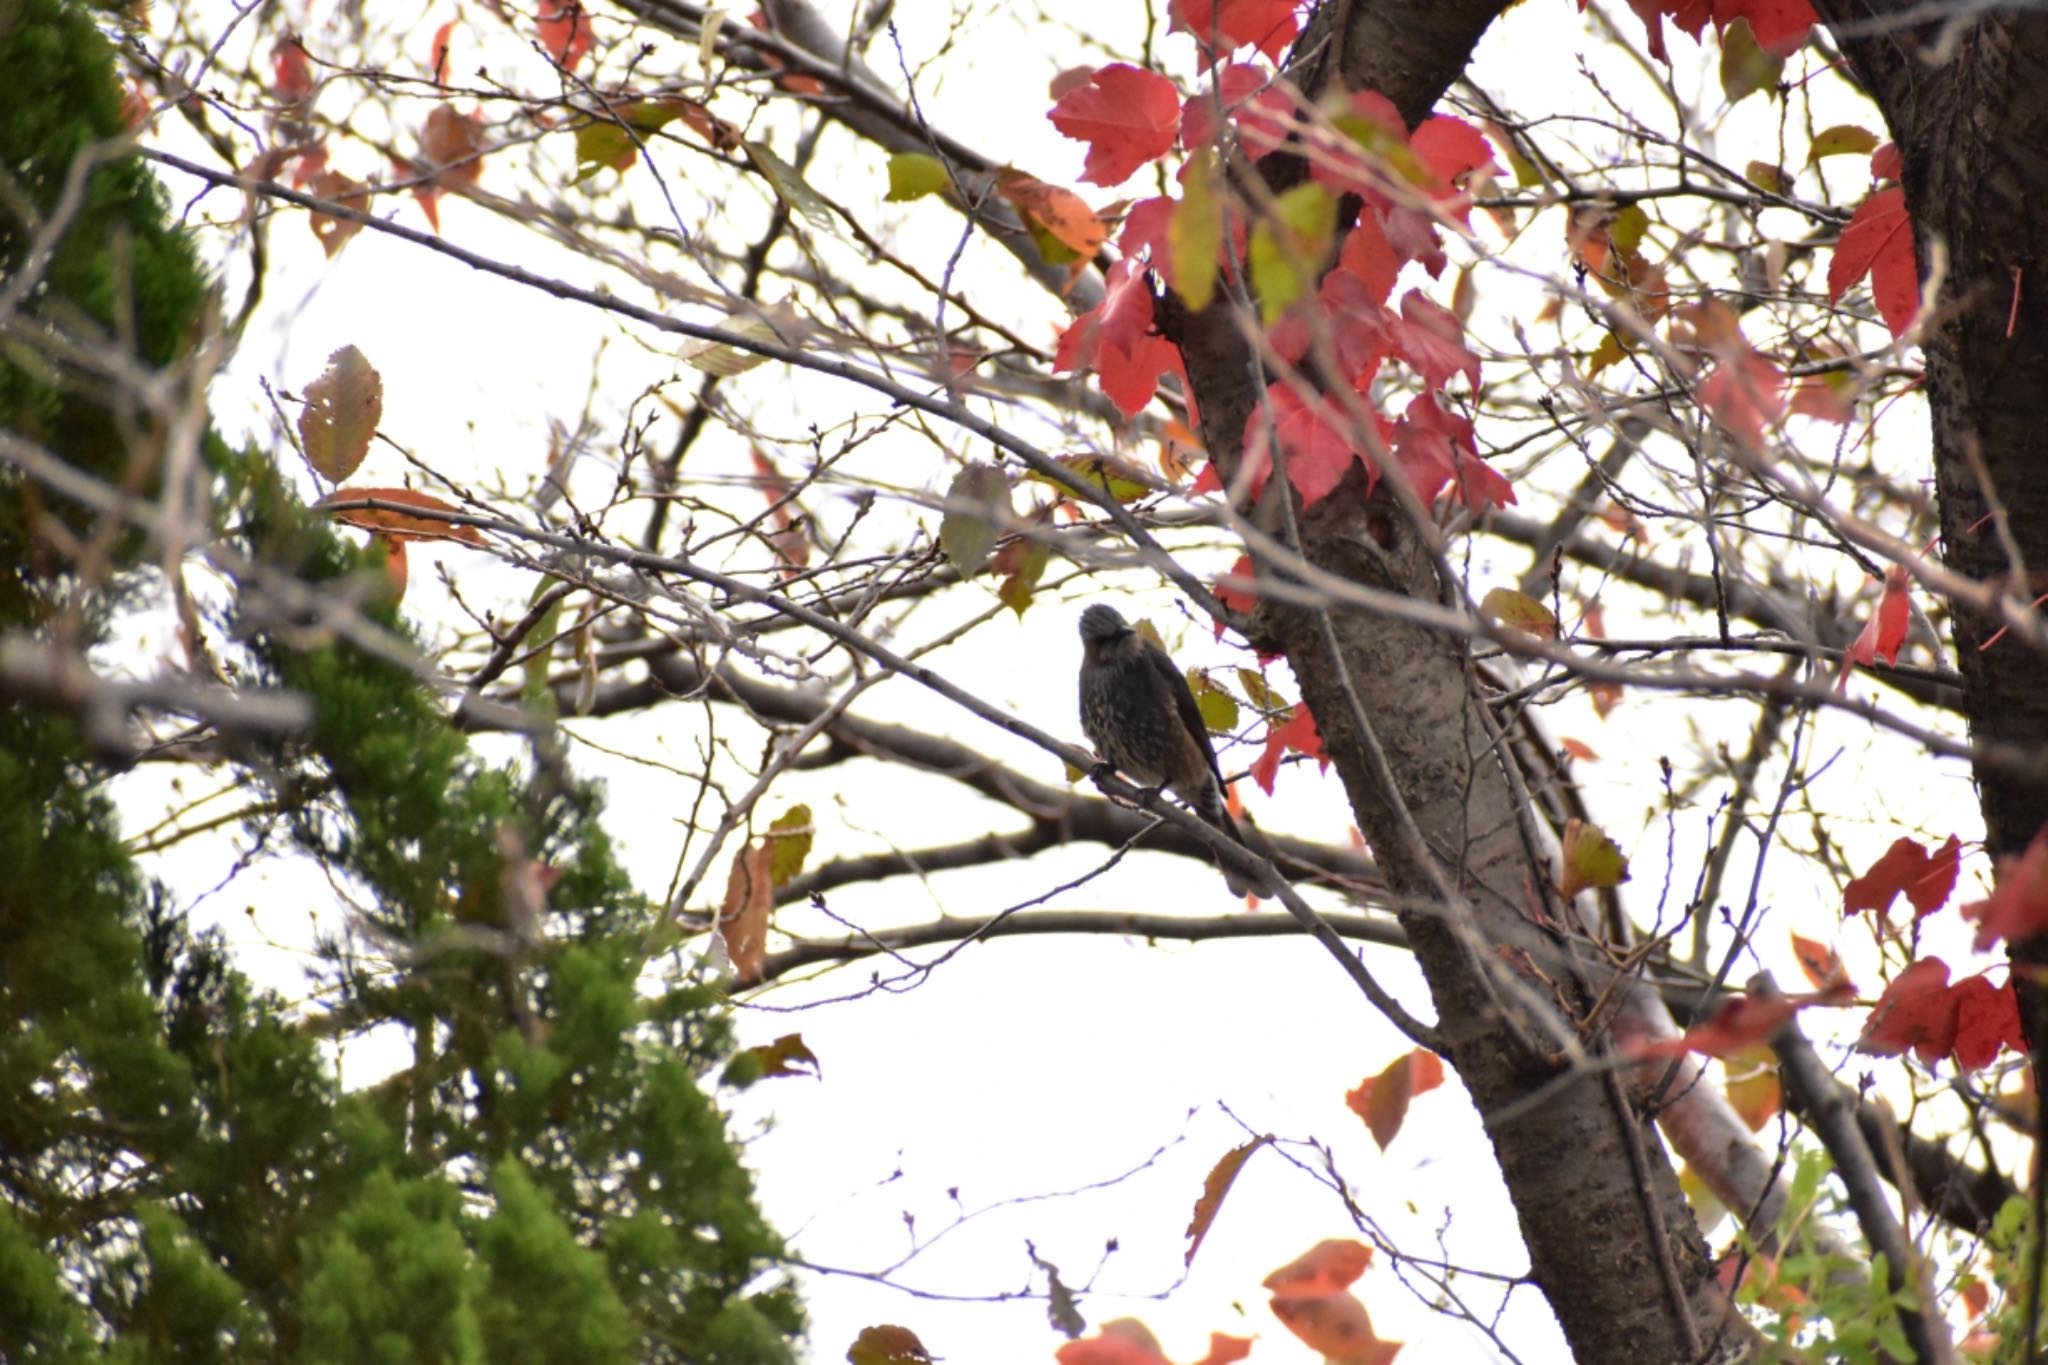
1077, 603, 1260, 896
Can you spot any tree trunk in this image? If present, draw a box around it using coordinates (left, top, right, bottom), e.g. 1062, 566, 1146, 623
1163, 1, 1753, 1357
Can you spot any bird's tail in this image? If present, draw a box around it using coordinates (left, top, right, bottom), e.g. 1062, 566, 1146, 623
1201, 786, 1268, 899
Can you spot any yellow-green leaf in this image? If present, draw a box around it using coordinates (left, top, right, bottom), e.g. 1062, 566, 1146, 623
1607, 204, 1651, 256
1808, 124, 1878, 163
745, 139, 835, 231
1236, 668, 1284, 715
1247, 182, 1335, 324
885, 152, 949, 202
1559, 816, 1629, 898
1170, 146, 1222, 312
1481, 586, 1558, 639
1188, 668, 1239, 734
939, 463, 1012, 574
1585, 331, 1631, 379
720, 1032, 820, 1088
766, 803, 813, 887
1719, 18, 1782, 105
847, 1325, 934, 1365
1022, 453, 1154, 504
1745, 161, 1784, 194
996, 539, 1048, 617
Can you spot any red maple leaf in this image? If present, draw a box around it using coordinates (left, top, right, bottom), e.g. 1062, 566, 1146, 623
1860, 957, 1957, 1064
1630, 993, 1803, 1060
1843, 833, 1961, 918
1408, 116, 1498, 223
1388, 394, 1514, 513
1052, 261, 1181, 417
1388, 290, 1481, 393
1049, 64, 1182, 187
1698, 344, 1785, 449
537, 0, 594, 70
1172, 0, 1301, 61
1117, 195, 1174, 264
1960, 826, 2048, 951
1242, 383, 1374, 504
1319, 268, 1394, 385
1603, 0, 1815, 63
1950, 975, 2026, 1071
1827, 185, 1919, 339
1338, 210, 1400, 308
1251, 700, 1326, 795
1180, 62, 1268, 148
273, 35, 313, 100
1389, 392, 1471, 504
1843, 564, 1912, 674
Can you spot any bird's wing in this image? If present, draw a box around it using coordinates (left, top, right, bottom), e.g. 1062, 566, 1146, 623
1146, 640, 1226, 784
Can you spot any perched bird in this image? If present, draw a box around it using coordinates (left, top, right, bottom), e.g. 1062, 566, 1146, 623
1077, 603, 1258, 896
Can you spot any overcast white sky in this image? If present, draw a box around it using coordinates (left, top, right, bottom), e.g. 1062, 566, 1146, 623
115, 0, 2007, 1359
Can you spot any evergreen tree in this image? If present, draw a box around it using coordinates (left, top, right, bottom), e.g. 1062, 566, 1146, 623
0, 4, 802, 1359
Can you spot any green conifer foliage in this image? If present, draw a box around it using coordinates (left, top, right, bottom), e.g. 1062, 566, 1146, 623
0, 5, 803, 1360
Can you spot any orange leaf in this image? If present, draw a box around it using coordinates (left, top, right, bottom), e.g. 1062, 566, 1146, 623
1345, 1050, 1443, 1149
996, 167, 1108, 260
1268, 1292, 1400, 1363
319, 487, 489, 546
428, 19, 456, 82
1055, 1320, 1170, 1365
718, 840, 775, 984
306, 169, 371, 257
1790, 932, 1849, 994
1189, 1334, 1253, 1365
371, 535, 408, 605
1184, 1135, 1270, 1267
420, 103, 486, 191
1722, 1043, 1781, 1131
1263, 1239, 1373, 1298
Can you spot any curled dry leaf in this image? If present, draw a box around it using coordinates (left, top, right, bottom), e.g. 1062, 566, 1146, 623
1183, 1135, 1271, 1267
306, 169, 371, 257
718, 840, 774, 985
319, 487, 489, 546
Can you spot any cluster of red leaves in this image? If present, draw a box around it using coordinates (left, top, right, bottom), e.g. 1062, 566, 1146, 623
1263, 1240, 1403, 1364
1859, 958, 2024, 1069
1055, 1323, 1249, 1365
1054, 1238, 1401, 1365
1591, 0, 1817, 64
1837, 832, 2032, 1070
1048, 51, 1515, 515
